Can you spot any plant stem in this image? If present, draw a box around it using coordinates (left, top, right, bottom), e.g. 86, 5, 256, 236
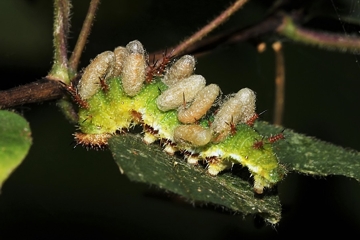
0, 14, 284, 109
69, 0, 101, 76
150, 13, 283, 62
0, 79, 64, 109
272, 42, 285, 126
48, 0, 72, 84
172, 0, 249, 56
278, 15, 360, 53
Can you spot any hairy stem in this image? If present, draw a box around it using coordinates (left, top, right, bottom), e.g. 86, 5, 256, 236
150, 13, 283, 62
0, 79, 64, 109
69, 0, 101, 76
48, 0, 72, 83
278, 15, 360, 53
172, 0, 249, 56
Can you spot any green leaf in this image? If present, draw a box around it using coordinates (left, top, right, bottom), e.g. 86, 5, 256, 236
254, 121, 360, 180
109, 120, 360, 223
0, 110, 32, 189
109, 134, 282, 224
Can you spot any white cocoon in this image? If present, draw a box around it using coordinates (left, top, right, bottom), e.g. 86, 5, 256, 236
156, 75, 206, 111
77, 51, 115, 100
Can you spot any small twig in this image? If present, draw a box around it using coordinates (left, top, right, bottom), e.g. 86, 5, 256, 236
58, 98, 79, 123
272, 42, 285, 126
277, 15, 360, 53
49, 0, 71, 83
53, 0, 71, 67
150, 13, 284, 62
69, 0, 101, 75
172, 0, 249, 57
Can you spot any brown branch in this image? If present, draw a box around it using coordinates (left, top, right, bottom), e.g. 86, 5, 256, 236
0, 79, 64, 109
69, 0, 101, 74
172, 0, 249, 57
151, 13, 284, 61
272, 41, 285, 126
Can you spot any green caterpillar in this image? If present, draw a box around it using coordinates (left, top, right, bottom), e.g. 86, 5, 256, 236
67, 40, 286, 194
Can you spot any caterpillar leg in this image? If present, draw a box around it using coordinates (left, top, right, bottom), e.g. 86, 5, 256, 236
74, 132, 112, 149
206, 158, 232, 176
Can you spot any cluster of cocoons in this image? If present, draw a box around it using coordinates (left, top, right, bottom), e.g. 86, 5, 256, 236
68, 40, 286, 194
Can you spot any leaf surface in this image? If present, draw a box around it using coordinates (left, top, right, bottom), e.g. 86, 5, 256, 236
109, 134, 282, 224
0, 110, 32, 189
254, 121, 360, 180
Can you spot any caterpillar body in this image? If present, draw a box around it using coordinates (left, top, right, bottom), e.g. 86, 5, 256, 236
69, 40, 286, 194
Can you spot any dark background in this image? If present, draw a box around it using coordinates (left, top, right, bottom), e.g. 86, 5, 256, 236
1, 0, 360, 238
